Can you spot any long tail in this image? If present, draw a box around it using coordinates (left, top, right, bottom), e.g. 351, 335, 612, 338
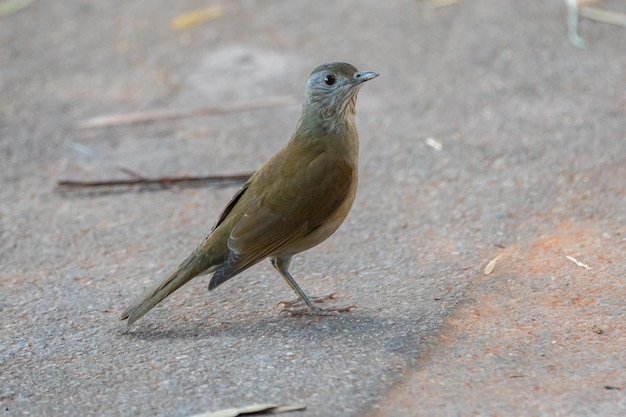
120, 249, 218, 326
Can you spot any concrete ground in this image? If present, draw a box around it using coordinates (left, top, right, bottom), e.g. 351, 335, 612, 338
1, 0, 625, 416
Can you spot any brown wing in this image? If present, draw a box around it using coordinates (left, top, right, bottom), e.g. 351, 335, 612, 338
210, 181, 250, 233
208, 151, 354, 289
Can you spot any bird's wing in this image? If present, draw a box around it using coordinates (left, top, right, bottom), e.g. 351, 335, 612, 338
208, 151, 354, 289
210, 182, 250, 232
231, 151, 354, 253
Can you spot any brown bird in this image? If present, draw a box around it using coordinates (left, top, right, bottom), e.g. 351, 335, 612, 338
121, 62, 378, 326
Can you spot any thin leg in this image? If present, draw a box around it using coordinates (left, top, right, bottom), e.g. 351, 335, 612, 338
270, 256, 356, 316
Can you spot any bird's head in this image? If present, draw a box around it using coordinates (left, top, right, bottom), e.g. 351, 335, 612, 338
301, 62, 378, 132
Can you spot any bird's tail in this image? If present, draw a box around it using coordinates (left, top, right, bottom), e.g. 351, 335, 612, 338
120, 249, 218, 326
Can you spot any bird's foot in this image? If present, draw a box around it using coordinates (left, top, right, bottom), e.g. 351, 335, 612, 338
277, 293, 356, 316
281, 304, 357, 316
278, 292, 338, 308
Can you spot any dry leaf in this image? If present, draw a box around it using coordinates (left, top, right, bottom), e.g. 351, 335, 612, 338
190, 403, 306, 417
171, 6, 223, 31
431, 0, 459, 7
0, 0, 33, 17
592, 325, 604, 334
484, 255, 502, 275
566, 255, 591, 270
425, 137, 443, 151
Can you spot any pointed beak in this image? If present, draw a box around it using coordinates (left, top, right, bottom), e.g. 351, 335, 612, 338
353, 71, 379, 84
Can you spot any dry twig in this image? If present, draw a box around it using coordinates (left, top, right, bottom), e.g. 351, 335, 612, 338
77, 96, 298, 129
56, 172, 252, 191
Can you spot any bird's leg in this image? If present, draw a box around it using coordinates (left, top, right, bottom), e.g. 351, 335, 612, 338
270, 257, 356, 316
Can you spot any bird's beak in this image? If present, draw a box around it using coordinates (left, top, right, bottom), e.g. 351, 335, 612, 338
353, 71, 379, 84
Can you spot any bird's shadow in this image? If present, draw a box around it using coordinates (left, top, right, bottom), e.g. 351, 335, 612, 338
119, 311, 364, 340
116, 308, 425, 356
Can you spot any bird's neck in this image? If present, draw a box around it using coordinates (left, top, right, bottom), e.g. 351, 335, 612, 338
295, 98, 357, 138
291, 106, 359, 166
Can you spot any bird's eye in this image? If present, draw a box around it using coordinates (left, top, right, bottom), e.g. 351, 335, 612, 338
323, 74, 336, 86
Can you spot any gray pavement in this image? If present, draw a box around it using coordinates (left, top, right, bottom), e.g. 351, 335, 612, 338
1, 0, 625, 416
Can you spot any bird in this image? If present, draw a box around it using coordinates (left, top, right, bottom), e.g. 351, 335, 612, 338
120, 62, 378, 326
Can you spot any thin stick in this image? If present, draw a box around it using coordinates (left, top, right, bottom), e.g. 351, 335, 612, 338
56, 172, 252, 190
580, 6, 626, 27
77, 96, 298, 129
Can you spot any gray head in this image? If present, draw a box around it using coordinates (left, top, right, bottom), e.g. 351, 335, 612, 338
302, 62, 378, 130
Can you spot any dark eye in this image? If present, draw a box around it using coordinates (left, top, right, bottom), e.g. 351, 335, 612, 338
323, 74, 336, 86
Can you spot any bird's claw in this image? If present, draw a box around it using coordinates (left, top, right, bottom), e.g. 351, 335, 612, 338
277, 292, 338, 309
277, 293, 356, 316
279, 304, 357, 316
